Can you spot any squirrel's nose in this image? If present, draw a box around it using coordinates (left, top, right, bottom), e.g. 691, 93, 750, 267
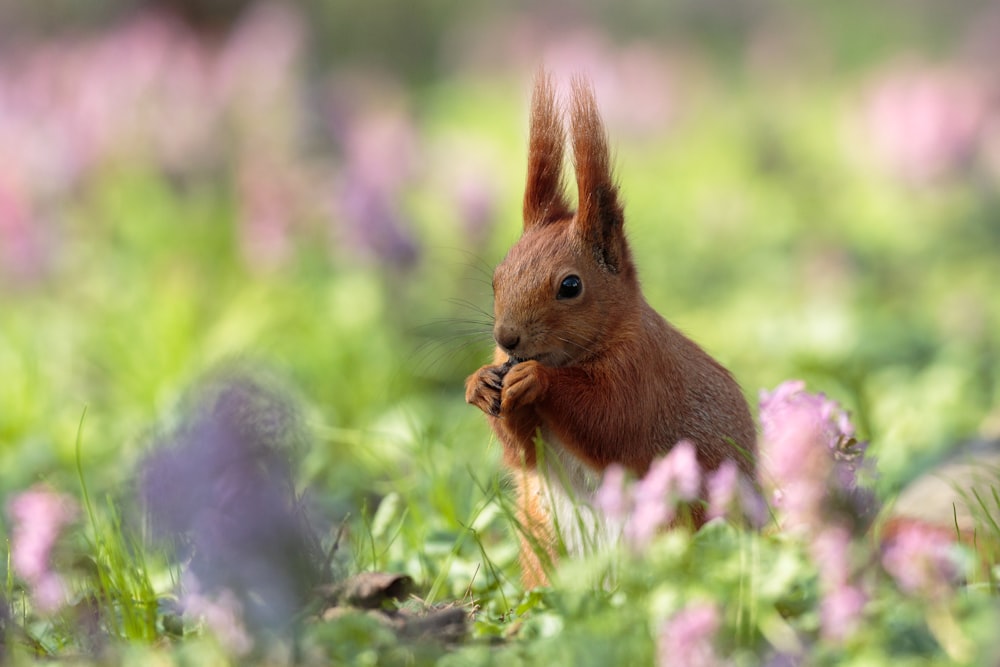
494, 325, 520, 353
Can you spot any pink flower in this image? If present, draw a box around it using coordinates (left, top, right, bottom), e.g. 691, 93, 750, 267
820, 585, 867, 641
760, 406, 830, 531
811, 526, 867, 640
706, 460, 739, 521
862, 64, 987, 184
758, 381, 872, 531
624, 441, 702, 548
665, 440, 702, 502
7, 485, 78, 613
182, 574, 253, 656
657, 603, 725, 667
759, 381, 856, 458
706, 461, 768, 527
594, 464, 630, 521
881, 521, 960, 598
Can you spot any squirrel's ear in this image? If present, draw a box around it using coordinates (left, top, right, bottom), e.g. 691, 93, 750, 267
570, 77, 627, 273
523, 71, 572, 230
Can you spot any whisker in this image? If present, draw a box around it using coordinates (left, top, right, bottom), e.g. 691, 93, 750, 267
409, 317, 494, 335
554, 334, 598, 359
446, 298, 495, 322
409, 335, 495, 378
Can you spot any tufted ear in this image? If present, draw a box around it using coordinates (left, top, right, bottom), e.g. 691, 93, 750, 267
523, 71, 572, 230
569, 77, 627, 273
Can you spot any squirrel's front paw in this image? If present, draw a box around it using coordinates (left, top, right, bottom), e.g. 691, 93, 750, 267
500, 360, 547, 414
465, 364, 507, 417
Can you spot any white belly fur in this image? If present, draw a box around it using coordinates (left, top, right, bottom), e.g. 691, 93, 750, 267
529, 433, 624, 558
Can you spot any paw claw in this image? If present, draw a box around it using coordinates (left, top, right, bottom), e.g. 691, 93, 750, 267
465, 363, 508, 418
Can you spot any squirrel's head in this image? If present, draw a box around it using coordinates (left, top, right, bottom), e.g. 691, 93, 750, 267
491, 74, 639, 367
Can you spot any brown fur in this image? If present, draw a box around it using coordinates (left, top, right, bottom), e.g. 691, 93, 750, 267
465, 73, 757, 586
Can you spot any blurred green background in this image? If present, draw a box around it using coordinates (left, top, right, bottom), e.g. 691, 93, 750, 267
1, 0, 998, 527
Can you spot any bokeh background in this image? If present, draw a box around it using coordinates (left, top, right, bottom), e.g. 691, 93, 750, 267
2, 0, 999, 559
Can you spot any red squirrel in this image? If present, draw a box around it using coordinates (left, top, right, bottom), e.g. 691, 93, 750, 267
465, 73, 757, 587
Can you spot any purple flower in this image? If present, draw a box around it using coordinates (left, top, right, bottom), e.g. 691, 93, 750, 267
332, 170, 419, 266
657, 603, 725, 667
7, 485, 77, 613
328, 103, 421, 266
881, 521, 961, 598
139, 373, 324, 637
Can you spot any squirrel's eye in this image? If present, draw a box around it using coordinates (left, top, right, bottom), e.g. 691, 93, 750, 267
557, 275, 582, 300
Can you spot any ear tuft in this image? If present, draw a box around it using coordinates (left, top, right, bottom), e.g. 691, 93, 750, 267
523, 71, 572, 230
570, 77, 626, 272
571, 77, 628, 273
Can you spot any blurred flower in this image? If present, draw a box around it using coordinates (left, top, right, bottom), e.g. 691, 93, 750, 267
594, 463, 629, 522
762, 652, 803, 667
664, 440, 702, 502
759, 380, 875, 532
182, 573, 253, 656
543, 32, 676, 138
759, 398, 831, 532
329, 102, 421, 266
628, 442, 695, 543
0, 3, 320, 286
657, 602, 726, 667
0, 172, 49, 284
820, 585, 867, 642
596, 441, 702, 549
7, 485, 77, 614
862, 64, 988, 185
812, 526, 867, 640
332, 170, 420, 266
139, 373, 324, 639
466, 22, 676, 139
706, 460, 739, 521
759, 381, 856, 460
236, 159, 298, 271
218, 2, 304, 153
706, 460, 769, 527
881, 521, 961, 599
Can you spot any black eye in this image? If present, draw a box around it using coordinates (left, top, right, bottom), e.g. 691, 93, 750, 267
557, 275, 582, 300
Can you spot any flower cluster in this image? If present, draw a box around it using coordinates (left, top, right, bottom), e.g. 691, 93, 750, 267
594, 440, 761, 549
759, 380, 875, 532
595, 441, 702, 549
0, 3, 439, 286
759, 381, 880, 642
